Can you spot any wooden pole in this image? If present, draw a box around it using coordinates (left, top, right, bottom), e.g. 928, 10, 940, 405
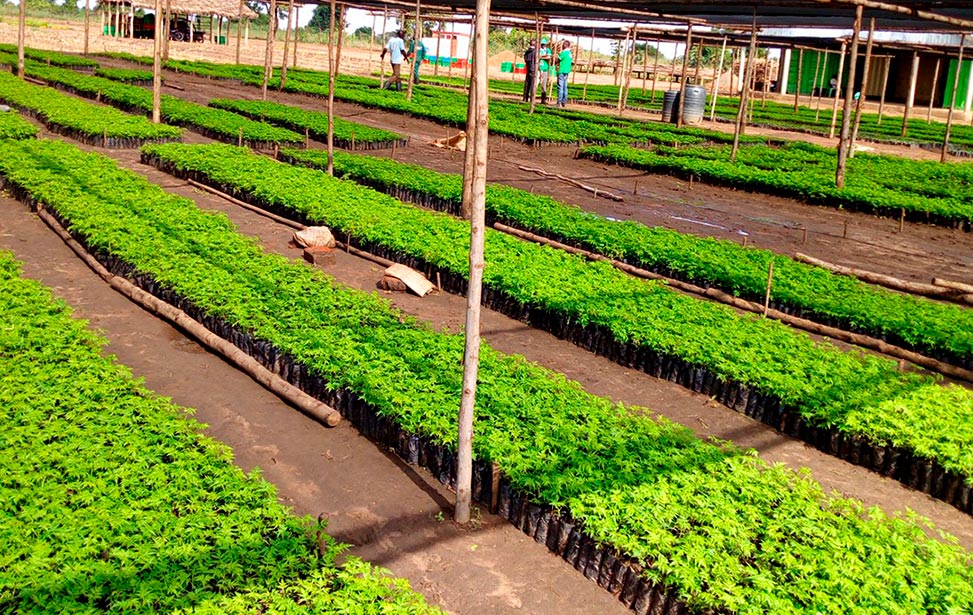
640, 35, 650, 94
616, 27, 633, 112
16, 0, 25, 78
130, 2, 135, 39
829, 41, 847, 138
835, 4, 863, 188
621, 28, 637, 112
368, 13, 376, 75
292, 6, 300, 67
676, 25, 692, 128
927, 57, 942, 122
763, 260, 774, 316
650, 38, 661, 102
279, 0, 294, 90
152, 0, 163, 123
942, 34, 967, 163
528, 16, 542, 113
235, 0, 244, 63
730, 14, 758, 162
901, 50, 919, 137
326, 0, 336, 174
814, 50, 829, 120
161, 0, 171, 60
455, 0, 491, 526
849, 18, 875, 159
876, 55, 891, 124
709, 36, 727, 120
84, 0, 91, 56
380, 7, 388, 84
434, 23, 442, 76
582, 28, 594, 101
261, 0, 277, 99
613, 33, 623, 86
406, 0, 421, 100
793, 49, 803, 111
573, 34, 580, 84
809, 48, 824, 114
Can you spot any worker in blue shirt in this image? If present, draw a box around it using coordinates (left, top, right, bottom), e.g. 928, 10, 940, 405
380, 30, 407, 91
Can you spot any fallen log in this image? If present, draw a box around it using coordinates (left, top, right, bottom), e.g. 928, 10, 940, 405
496, 223, 973, 383
37, 206, 342, 427
796, 252, 973, 306
518, 165, 624, 202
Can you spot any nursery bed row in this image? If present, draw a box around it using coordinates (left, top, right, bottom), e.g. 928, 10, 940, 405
281, 148, 973, 370
94, 66, 155, 86
209, 98, 409, 150
1, 57, 304, 148
142, 143, 973, 514
0, 42, 98, 69
0, 250, 441, 614
582, 143, 973, 231
0, 108, 38, 139
5, 136, 973, 614
0, 71, 181, 147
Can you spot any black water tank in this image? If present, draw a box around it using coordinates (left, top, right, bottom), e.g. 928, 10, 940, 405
661, 89, 679, 122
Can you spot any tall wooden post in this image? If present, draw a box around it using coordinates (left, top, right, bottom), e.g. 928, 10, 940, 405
582, 28, 594, 101
829, 41, 847, 138
84, 0, 91, 56
528, 16, 542, 113
709, 36, 728, 120
279, 0, 294, 90
621, 28, 637, 112
809, 49, 824, 114
261, 0, 277, 99
731, 13, 758, 162
835, 4, 863, 188
326, 0, 336, 173
814, 50, 829, 120
162, 0, 172, 60
901, 50, 920, 137
293, 6, 299, 66
676, 25, 692, 128
129, 2, 135, 39
380, 7, 388, 84
152, 0, 163, 123
876, 55, 891, 124
455, 0, 491, 526
235, 0, 244, 63
16, 0, 25, 78
573, 34, 580, 84
615, 27, 632, 112
434, 24, 442, 76
650, 38, 661, 102
640, 34, 650, 95
849, 18, 875, 159
942, 34, 967, 163
793, 49, 803, 111
406, 0, 421, 101
927, 57, 942, 122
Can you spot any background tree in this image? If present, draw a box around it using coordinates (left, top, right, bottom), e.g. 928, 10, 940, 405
307, 3, 344, 34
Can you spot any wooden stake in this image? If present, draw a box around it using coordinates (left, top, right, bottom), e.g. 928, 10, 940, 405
942, 34, 967, 163
849, 18, 876, 159
455, 0, 491, 526
582, 28, 594, 102
763, 260, 774, 316
238, 127, 243, 146
84, 0, 91, 56
793, 49, 804, 112
876, 55, 891, 125
927, 57, 942, 123
326, 0, 336, 175
405, 0, 421, 101
898, 207, 905, 232
802, 227, 808, 244
650, 38, 661, 103
843, 220, 848, 238
829, 41, 848, 139
730, 13, 757, 162
709, 36, 727, 121
279, 0, 294, 90
151, 0, 164, 124
17, 0, 25, 79
742, 235, 748, 247
676, 25, 692, 128
528, 15, 542, 114
901, 50, 919, 137
835, 5, 862, 189
235, 0, 244, 64
380, 7, 388, 84
304, 127, 309, 147
261, 0, 277, 99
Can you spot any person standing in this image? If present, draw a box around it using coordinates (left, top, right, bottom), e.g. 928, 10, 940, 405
538, 37, 552, 104
408, 35, 427, 84
523, 40, 536, 102
380, 30, 407, 91
556, 40, 572, 107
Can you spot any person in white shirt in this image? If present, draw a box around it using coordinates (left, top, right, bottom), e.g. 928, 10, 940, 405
381, 30, 408, 91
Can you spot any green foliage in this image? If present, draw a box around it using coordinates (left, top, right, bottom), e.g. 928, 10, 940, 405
209, 98, 406, 146
0, 71, 181, 143
94, 66, 155, 83
581, 142, 973, 229
146, 142, 973, 483
0, 249, 442, 614
4, 138, 973, 614
0, 109, 38, 139
0, 42, 97, 67
283, 147, 973, 367
306, 3, 343, 34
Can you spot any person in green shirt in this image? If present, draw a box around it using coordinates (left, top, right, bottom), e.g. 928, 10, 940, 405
538, 37, 552, 104
408, 36, 427, 84
556, 40, 572, 107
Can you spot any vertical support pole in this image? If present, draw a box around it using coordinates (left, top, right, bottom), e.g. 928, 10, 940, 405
709, 36, 728, 120
694, 44, 703, 83
434, 24, 442, 76
650, 38, 661, 102
582, 28, 594, 101
613, 34, 623, 86
850, 18, 876, 158
762, 49, 771, 106
927, 57, 942, 122
901, 50, 920, 137
621, 28, 637, 112
793, 49, 803, 111
731, 12, 758, 162
455, 0, 491, 526
152, 0, 163, 123
261, 0, 277, 99
380, 7, 388, 84
676, 25, 692, 128
616, 27, 632, 113
279, 0, 294, 90
809, 48, 823, 114
16, 0, 25, 78
528, 16, 541, 113
573, 34, 580, 84
829, 41, 847, 138
368, 13, 376, 75
406, 0, 420, 101
236, 0, 244, 64
162, 0, 172, 60
876, 55, 891, 124
245, 18, 249, 46
293, 6, 299, 67
129, 2, 135, 39
327, 0, 336, 174
942, 34, 967, 163
835, 4, 863, 189
814, 50, 829, 120
640, 33, 650, 94
84, 0, 91, 56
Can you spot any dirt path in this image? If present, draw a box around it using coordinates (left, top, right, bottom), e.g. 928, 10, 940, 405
124, 62, 972, 286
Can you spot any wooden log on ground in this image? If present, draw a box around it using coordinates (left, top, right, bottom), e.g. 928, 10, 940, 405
933, 277, 973, 295
518, 165, 623, 201
796, 252, 973, 305
36, 206, 341, 427
495, 223, 973, 382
